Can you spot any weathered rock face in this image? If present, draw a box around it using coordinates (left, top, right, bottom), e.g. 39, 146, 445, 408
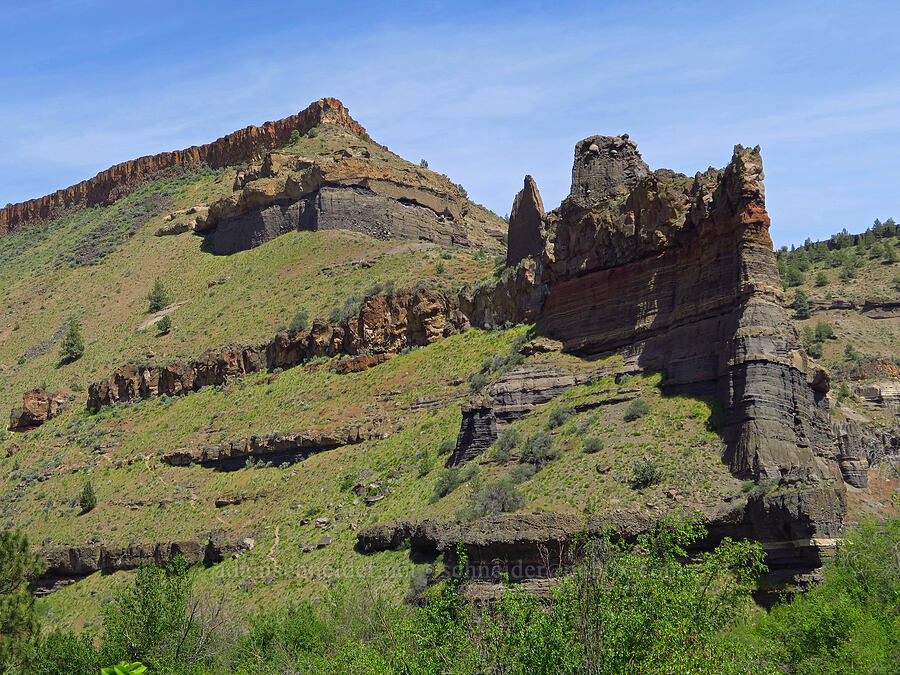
86, 264, 547, 411
9, 389, 68, 432
35, 530, 251, 594
506, 175, 546, 266
449, 394, 498, 466
201, 148, 498, 255
832, 419, 900, 487
358, 492, 838, 589
541, 143, 835, 487
162, 424, 383, 469
0, 98, 369, 235
567, 134, 649, 207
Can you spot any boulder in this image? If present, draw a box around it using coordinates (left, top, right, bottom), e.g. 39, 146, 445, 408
9, 389, 68, 431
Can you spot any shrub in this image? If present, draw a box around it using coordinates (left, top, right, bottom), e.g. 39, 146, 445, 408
814, 270, 829, 286
58, 319, 85, 365
547, 406, 575, 429
146, 278, 171, 313
469, 372, 488, 392
583, 437, 604, 454
814, 321, 835, 341
431, 468, 462, 502
289, 311, 309, 334
469, 478, 526, 517
508, 463, 536, 484
435, 261, 446, 275
519, 432, 560, 468
417, 451, 434, 478
631, 458, 663, 488
79, 481, 97, 513
783, 265, 805, 287
419, 159, 429, 169
289, 129, 301, 144
624, 398, 650, 422
492, 428, 520, 463
307, 127, 319, 138
438, 438, 456, 455
844, 343, 862, 362
156, 315, 171, 336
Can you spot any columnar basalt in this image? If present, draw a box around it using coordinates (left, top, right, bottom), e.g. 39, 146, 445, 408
0, 98, 370, 235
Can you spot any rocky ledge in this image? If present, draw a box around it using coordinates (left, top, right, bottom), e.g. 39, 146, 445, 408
34, 530, 253, 594
0, 98, 369, 235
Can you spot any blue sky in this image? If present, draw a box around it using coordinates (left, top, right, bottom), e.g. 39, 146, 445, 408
1, 1, 898, 247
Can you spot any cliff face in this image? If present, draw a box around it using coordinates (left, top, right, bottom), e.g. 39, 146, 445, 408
540, 138, 835, 485
0, 98, 369, 235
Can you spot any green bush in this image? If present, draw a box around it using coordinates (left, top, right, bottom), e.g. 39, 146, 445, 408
492, 427, 520, 462
630, 458, 663, 488
156, 315, 171, 336
146, 278, 171, 313
547, 406, 575, 429
814, 321, 835, 341
431, 467, 463, 502
57, 319, 85, 365
469, 478, 526, 517
624, 398, 650, 422
289, 129, 301, 144
438, 438, 456, 455
79, 481, 97, 513
519, 432, 560, 468
583, 437, 604, 454
289, 310, 309, 334
508, 463, 536, 484
469, 372, 488, 392
815, 270, 829, 286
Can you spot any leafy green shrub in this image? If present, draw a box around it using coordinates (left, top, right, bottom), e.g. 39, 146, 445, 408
289, 129, 301, 144
547, 406, 575, 429
492, 428, 520, 462
438, 438, 456, 455
58, 319, 85, 365
431, 467, 463, 502
417, 451, 434, 478
101, 662, 147, 675
519, 432, 560, 468
814, 321, 835, 341
469, 372, 488, 392
630, 458, 663, 488
146, 278, 171, 313
814, 270, 829, 286
157, 315, 172, 336
469, 478, 526, 517
508, 463, 536, 484
307, 127, 320, 138
79, 481, 97, 513
289, 310, 309, 334
583, 437, 604, 454
624, 398, 650, 422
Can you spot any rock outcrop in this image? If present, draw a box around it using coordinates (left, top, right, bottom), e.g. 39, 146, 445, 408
833, 418, 900, 487
358, 489, 841, 589
506, 175, 546, 266
162, 424, 384, 469
1, 98, 369, 235
35, 530, 252, 594
567, 134, 649, 207
8, 389, 68, 432
86, 263, 548, 411
199, 147, 503, 254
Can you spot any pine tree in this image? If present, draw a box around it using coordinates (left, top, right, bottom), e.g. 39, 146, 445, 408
815, 271, 829, 286
0, 530, 44, 670
79, 481, 97, 513
58, 320, 85, 365
146, 278, 172, 313
883, 242, 898, 264
792, 289, 811, 319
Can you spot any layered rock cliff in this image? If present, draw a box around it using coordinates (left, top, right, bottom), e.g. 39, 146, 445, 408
0, 98, 369, 235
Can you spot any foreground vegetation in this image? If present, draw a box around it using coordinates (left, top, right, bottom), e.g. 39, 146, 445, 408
1, 519, 896, 674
